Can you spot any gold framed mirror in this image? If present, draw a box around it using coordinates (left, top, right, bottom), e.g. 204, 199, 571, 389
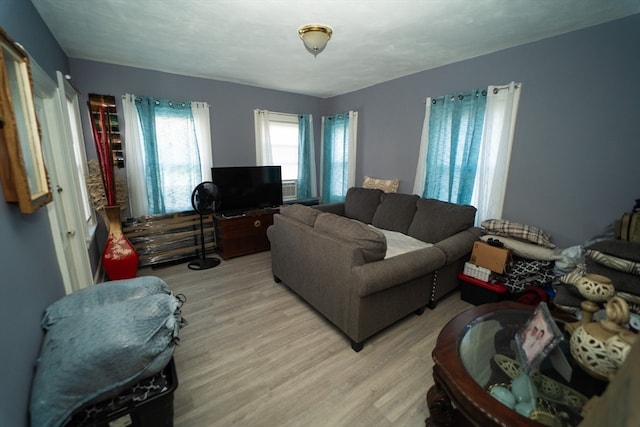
0, 26, 52, 214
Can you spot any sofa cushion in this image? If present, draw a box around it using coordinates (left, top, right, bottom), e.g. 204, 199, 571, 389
279, 203, 320, 227
408, 198, 476, 243
371, 193, 419, 234
344, 187, 383, 224
315, 212, 387, 262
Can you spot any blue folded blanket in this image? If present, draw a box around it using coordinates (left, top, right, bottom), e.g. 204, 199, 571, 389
30, 277, 185, 427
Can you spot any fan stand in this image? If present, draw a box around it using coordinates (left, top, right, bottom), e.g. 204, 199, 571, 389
188, 213, 221, 270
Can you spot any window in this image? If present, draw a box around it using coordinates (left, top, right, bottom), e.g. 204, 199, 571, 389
321, 111, 358, 203
122, 95, 212, 217
414, 82, 521, 223
254, 110, 317, 201
267, 113, 299, 181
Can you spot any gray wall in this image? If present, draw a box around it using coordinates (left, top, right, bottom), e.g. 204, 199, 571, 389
67, 60, 324, 171
0, 1, 69, 426
71, 14, 640, 249
325, 14, 640, 248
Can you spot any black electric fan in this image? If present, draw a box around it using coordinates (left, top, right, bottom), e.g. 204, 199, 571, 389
188, 181, 221, 270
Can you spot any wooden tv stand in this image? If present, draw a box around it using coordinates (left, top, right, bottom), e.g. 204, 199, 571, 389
213, 209, 277, 260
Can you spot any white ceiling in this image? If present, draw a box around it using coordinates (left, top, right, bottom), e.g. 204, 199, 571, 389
32, 0, 640, 98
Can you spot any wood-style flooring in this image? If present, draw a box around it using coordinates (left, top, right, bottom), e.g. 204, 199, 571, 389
139, 251, 473, 427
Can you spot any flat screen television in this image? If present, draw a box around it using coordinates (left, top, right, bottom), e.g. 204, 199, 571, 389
211, 166, 283, 215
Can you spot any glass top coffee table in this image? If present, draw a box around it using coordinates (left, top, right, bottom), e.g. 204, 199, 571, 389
426, 301, 607, 427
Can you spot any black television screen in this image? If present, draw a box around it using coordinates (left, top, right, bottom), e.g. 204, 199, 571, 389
211, 166, 283, 214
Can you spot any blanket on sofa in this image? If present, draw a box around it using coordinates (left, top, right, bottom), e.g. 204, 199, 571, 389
369, 225, 433, 258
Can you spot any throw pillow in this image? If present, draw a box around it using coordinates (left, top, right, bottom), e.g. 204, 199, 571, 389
344, 187, 383, 224
279, 203, 320, 227
585, 249, 640, 276
362, 176, 400, 193
585, 259, 640, 295
481, 235, 561, 261
560, 265, 587, 286
315, 212, 387, 262
481, 219, 555, 249
586, 240, 640, 262
371, 192, 419, 234
552, 285, 583, 313
407, 198, 476, 243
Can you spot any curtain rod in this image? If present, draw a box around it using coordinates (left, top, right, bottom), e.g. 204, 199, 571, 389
424, 82, 521, 103
129, 95, 209, 107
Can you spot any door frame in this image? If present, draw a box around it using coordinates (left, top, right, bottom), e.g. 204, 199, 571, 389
31, 63, 94, 293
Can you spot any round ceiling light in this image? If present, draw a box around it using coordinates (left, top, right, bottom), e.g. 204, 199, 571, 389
298, 24, 333, 57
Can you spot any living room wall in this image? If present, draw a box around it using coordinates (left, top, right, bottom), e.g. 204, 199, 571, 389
71, 14, 640, 249
324, 13, 640, 248
67, 60, 324, 169
0, 1, 69, 426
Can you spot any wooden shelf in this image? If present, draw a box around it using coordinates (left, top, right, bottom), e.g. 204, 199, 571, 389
88, 93, 125, 168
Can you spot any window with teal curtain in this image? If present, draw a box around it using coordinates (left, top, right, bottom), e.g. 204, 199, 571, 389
322, 112, 351, 203
297, 114, 316, 199
135, 97, 201, 214
423, 90, 487, 205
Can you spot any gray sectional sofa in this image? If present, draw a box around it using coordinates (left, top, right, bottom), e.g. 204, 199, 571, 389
267, 187, 482, 351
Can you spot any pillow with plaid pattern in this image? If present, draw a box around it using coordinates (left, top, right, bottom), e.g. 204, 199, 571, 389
481, 219, 555, 248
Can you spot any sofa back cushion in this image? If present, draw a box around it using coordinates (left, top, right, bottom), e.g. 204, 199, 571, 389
315, 212, 387, 262
279, 203, 320, 227
344, 187, 383, 224
408, 198, 477, 243
371, 193, 419, 234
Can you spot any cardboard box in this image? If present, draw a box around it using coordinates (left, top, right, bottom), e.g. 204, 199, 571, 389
463, 261, 494, 282
469, 241, 511, 274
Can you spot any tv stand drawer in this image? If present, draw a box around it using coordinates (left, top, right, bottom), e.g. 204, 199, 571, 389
214, 210, 275, 259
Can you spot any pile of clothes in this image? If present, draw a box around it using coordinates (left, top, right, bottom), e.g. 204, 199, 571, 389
480, 219, 562, 303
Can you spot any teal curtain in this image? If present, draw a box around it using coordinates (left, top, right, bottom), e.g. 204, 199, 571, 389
422, 90, 487, 205
322, 112, 350, 203
135, 97, 201, 214
297, 114, 314, 199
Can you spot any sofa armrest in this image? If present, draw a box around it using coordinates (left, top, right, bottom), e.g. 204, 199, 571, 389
353, 247, 447, 297
314, 202, 345, 216
434, 227, 484, 263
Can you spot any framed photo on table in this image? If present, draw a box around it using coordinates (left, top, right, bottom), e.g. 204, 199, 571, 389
515, 302, 563, 373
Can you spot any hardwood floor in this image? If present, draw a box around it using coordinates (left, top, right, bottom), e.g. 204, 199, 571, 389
139, 251, 473, 427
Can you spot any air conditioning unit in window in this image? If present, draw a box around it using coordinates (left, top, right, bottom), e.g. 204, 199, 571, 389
282, 181, 297, 201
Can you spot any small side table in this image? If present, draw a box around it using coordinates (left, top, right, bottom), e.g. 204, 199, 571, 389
426, 301, 605, 427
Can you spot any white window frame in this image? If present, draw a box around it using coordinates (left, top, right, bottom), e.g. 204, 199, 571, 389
267, 112, 299, 183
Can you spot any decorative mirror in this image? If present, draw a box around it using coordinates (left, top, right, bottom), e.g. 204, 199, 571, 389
0, 26, 52, 214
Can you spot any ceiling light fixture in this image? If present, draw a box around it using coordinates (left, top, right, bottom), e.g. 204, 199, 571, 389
298, 24, 333, 57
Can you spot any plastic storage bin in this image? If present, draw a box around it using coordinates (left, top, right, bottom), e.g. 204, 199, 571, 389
65, 358, 178, 427
458, 272, 508, 305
